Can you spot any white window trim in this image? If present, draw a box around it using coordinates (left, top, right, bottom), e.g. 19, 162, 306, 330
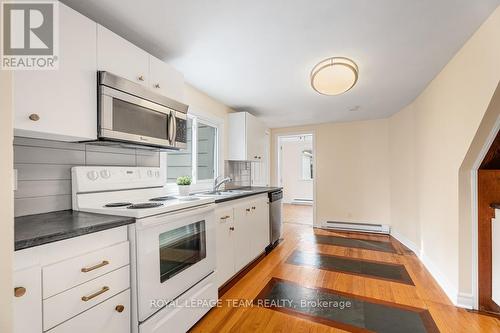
163, 106, 224, 193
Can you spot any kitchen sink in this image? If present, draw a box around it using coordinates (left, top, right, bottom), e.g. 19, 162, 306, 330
196, 189, 254, 197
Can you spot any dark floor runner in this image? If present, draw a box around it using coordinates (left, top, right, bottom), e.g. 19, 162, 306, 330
313, 234, 398, 253
254, 278, 439, 333
286, 250, 414, 285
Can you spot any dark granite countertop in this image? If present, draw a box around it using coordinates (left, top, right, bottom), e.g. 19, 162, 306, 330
491, 203, 500, 209
15, 210, 135, 251
214, 186, 282, 203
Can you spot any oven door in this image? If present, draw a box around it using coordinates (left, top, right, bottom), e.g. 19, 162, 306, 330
135, 204, 215, 322
99, 85, 176, 148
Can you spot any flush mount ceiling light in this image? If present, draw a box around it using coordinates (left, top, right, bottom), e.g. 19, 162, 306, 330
310, 57, 358, 96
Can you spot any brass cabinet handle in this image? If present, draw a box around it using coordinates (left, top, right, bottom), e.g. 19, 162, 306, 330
220, 215, 231, 220
29, 114, 40, 121
252, 206, 256, 210
81, 286, 109, 302
229, 227, 235, 231
81, 260, 109, 273
115, 305, 125, 313
14, 287, 26, 298
246, 208, 251, 212
138, 75, 145, 81
154, 83, 160, 88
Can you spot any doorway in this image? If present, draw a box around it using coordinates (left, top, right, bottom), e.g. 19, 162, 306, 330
478, 129, 500, 314
277, 134, 315, 226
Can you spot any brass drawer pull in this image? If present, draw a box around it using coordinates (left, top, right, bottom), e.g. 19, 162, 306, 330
229, 227, 235, 231
246, 208, 251, 212
14, 287, 26, 298
115, 305, 125, 313
252, 206, 256, 210
29, 113, 40, 121
81, 286, 109, 302
220, 215, 231, 220
81, 260, 109, 273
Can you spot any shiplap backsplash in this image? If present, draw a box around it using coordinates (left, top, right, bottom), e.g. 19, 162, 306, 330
14, 137, 160, 217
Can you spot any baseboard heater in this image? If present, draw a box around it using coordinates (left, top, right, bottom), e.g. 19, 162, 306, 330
325, 221, 390, 234
291, 198, 313, 205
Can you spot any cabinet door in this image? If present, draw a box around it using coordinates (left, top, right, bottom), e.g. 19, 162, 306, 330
215, 208, 235, 287
245, 113, 262, 161
233, 203, 252, 272
97, 25, 149, 86
255, 197, 270, 251
13, 265, 42, 333
149, 56, 185, 102
13, 3, 97, 141
49, 289, 130, 333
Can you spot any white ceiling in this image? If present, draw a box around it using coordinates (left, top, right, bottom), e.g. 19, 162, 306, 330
62, 0, 500, 128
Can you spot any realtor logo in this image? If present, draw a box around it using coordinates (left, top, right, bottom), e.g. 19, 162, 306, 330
1, 1, 58, 70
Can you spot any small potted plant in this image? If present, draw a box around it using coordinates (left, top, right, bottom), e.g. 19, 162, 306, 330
176, 176, 192, 196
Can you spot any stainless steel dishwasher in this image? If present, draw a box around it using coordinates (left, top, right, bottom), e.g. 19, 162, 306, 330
267, 189, 283, 251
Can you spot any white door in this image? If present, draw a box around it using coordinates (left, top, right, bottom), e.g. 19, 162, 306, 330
135, 205, 215, 322
149, 56, 185, 102
233, 202, 252, 272
13, 3, 97, 141
13, 265, 42, 333
97, 25, 149, 86
215, 208, 235, 287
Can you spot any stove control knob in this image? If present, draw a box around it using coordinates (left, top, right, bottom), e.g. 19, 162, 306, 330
100, 170, 111, 179
87, 171, 99, 181
155, 171, 160, 177
147, 170, 153, 177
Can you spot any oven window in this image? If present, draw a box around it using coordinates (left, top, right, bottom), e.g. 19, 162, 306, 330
159, 220, 206, 283
113, 99, 168, 140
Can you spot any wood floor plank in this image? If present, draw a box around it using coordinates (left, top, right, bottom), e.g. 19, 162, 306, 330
190, 223, 500, 333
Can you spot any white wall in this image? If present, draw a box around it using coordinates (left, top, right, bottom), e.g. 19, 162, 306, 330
0, 70, 14, 332
388, 6, 500, 305
280, 136, 313, 203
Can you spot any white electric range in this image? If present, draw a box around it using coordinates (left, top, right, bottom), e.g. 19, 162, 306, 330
72, 166, 218, 333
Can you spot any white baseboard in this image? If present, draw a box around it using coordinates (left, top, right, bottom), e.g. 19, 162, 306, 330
390, 229, 420, 254
456, 292, 474, 309
390, 230, 473, 309
419, 251, 459, 307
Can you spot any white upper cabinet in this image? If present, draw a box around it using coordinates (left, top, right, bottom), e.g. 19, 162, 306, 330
149, 55, 185, 102
13, 3, 97, 141
228, 112, 267, 161
97, 25, 150, 86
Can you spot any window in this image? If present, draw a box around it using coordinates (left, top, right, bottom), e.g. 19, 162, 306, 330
301, 149, 313, 180
166, 116, 218, 184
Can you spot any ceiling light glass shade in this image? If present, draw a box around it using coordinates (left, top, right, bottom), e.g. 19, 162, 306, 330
310, 57, 358, 96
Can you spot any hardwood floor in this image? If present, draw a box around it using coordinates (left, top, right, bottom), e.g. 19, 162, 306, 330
191, 224, 500, 332
283, 203, 313, 225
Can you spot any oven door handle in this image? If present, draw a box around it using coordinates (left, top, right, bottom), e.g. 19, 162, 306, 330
136, 203, 215, 230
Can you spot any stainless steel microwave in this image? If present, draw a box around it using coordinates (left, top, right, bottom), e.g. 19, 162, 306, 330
97, 71, 188, 150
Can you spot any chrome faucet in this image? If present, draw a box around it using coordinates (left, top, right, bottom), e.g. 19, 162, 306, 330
213, 175, 232, 192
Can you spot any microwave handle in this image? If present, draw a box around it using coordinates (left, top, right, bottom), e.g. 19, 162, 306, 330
168, 113, 177, 144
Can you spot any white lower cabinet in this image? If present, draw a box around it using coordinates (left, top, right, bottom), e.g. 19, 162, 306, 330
13, 226, 130, 333
48, 289, 130, 333
216, 194, 270, 287
13, 265, 42, 333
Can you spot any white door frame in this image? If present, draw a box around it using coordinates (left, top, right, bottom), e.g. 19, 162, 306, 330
470, 116, 500, 309
275, 131, 317, 227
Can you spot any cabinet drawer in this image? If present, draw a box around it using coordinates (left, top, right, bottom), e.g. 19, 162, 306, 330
216, 208, 234, 225
140, 275, 217, 333
43, 241, 129, 298
44, 265, 130, 331
48, 289, 130, 333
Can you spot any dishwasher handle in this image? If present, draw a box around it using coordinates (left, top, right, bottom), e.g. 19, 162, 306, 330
269, 190, 283, 202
